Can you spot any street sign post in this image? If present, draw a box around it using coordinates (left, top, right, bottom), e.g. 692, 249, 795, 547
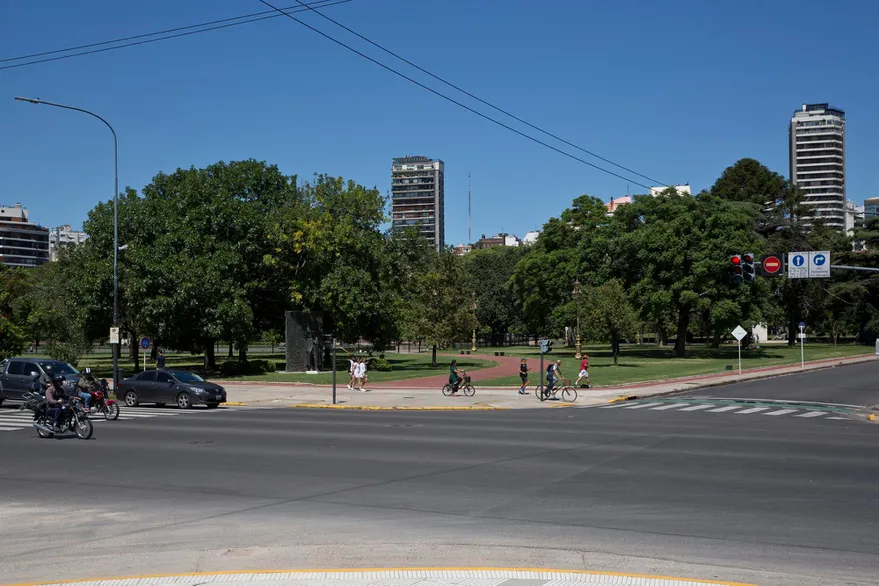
109, 327, 120, 345
759, 254, 784, 277
788, 253, 809, 279
798, 322, 806, 368
788, 251, 831, 279
140, 336, 150, 372
731, 325, 747, 375
809, 251, 831, 278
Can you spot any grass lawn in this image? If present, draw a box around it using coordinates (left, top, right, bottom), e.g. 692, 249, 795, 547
72, 351, 497, 385
474, 343, 873, 387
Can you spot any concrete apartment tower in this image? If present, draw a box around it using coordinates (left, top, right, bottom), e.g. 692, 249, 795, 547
789, 103, 846, 230
391, 156, 445, 250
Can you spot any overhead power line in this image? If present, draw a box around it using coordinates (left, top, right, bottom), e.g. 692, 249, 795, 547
256, 0, 655, 190
285, 0, 666, 187
0, 0, 354, 71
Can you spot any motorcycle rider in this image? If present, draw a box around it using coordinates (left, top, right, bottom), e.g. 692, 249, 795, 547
45, 375, 68, 432
76, 367, 96, 411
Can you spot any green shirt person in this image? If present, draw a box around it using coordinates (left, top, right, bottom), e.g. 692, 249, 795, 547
449, 360, 464, 392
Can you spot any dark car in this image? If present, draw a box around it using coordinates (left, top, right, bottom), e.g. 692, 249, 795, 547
118, 369, 226, 409
0, 358, 81, 402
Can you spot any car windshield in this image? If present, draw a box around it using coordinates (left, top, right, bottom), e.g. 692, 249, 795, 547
39, 361, 79, 376
172, 372, 204, 383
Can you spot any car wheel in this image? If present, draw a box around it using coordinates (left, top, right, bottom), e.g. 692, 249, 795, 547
124, 390, 139, 407
206, 402, 219, 409
176, 392, 192, 410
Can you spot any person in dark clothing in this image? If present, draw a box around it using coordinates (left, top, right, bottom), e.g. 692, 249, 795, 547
518, 358, 529, 395
156, 349, 166, 369
45, 375, 68, 431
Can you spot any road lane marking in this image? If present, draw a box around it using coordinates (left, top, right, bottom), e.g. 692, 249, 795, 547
599, 403, 632, 408
707, 405, 741, 412
763, 409, 798, 416
796, 411, 827, 418
678, 404, 713, 411
736, 407, 770, 414
623, 402, 663, 409
650, 403, 690, 410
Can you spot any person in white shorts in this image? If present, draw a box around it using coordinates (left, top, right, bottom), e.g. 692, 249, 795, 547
575, 355, 591, 388
347, 357, 356, 390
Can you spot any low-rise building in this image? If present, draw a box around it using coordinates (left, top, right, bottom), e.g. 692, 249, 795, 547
0, 203, 49, 268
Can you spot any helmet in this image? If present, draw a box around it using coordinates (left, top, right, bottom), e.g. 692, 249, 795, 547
52, 374, 66, 384
83, 367, 93, 376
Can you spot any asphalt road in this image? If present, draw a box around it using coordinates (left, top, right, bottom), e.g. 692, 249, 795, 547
680, 359, 879, 406
1, 368, 877, 586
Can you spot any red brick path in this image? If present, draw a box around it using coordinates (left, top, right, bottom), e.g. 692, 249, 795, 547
371, 352, 526, 389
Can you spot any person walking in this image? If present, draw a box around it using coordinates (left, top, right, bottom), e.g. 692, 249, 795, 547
575, 354, 591, 388
156, 348, 166, 370
347, 356, 356, 390
518, 357, 529, 395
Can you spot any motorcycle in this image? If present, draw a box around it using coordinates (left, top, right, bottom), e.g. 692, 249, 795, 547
84, 379, 120, 421
21, 391, 94, 440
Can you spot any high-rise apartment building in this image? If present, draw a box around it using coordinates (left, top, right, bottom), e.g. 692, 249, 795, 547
789, 103, 846, 230
0, 203, 49, 268
391, 156, 444, 250
49, 224, 88, 261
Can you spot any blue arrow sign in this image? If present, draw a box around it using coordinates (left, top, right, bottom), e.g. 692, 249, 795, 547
792, 254, 805, 267
798, 321, 806, 329
140, 336, 151, 350
812, 254, 826, 266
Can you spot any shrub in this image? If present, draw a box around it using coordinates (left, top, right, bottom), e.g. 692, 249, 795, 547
369, 357, 392, 372
220, 359, 276, 376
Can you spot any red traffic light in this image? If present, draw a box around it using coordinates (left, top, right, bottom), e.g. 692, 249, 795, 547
743, 253, 754, 263
730, 255, 742, 265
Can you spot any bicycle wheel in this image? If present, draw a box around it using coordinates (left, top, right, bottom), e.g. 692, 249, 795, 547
539, 385, 549, 402
463, 384, 475, 397
561, 387, 578, 403
534, 385, 545, 401
442, 384, 453, 397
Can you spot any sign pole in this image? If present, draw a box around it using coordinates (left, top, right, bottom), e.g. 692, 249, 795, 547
539, 346, 545, 398
738, 339, 742, 375
799, 324, 805, 368
332, 337, 337, 405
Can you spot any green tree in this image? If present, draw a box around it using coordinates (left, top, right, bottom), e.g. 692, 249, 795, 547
580, 279, 639, 364
0, 266, 27, 357
401, 250, 476, 366
465, 246, 524, 345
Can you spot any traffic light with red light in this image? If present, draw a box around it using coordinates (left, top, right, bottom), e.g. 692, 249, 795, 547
742, 253, 756, 283
731, 254, 743, 284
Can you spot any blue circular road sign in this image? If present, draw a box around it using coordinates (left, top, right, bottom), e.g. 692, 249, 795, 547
792, 254, 806, 267
812, 254, 826, 266
798, 321, 806, 329
140, 336, 151, 350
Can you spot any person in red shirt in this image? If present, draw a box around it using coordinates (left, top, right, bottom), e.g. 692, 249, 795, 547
575, 355, 591, 388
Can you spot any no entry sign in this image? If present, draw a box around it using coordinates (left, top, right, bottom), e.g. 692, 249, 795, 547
760, 254, 784, 277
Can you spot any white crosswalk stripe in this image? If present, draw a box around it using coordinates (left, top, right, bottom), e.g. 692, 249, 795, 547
594, 400, 854, 422
678, 404, 713, 412
0, 406, 223, 432
763, 408, 799, 416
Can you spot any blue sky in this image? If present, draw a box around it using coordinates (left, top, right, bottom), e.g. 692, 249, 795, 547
1, 0, 876, 246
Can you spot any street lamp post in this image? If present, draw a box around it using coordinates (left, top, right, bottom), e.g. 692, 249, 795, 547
471, 291, 477, 352
15, 97, 120, 395
572, 279, 582, 359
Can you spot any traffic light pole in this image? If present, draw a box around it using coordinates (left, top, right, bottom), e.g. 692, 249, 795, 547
539, 348, 544, 399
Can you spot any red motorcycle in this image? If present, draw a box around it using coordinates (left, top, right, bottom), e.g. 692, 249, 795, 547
85, 379, 120, 421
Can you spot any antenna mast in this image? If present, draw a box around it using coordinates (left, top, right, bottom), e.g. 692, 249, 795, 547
468, 174, 471, 244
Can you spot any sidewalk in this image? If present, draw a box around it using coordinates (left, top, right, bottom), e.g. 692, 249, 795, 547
218, 354, 877, 410
4, 568, 753, 586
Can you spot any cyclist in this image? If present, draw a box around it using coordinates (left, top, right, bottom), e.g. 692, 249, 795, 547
544, 359, 562, 399
518, 358, 529, 395
448, 360, 465, 395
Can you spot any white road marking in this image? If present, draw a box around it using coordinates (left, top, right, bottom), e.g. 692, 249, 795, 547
796, 411, 828, 418
599, 403, 633, 408
623, 402, 663, 409
678, 404, 713, 412
650, 403, 690, 410
707, 405, 741, 412
736, 407, 770, 414
763, 409, 799, 416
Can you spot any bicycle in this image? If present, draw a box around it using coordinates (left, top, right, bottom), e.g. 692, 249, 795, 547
534, 378, 578, 403
442, 373, 475, 397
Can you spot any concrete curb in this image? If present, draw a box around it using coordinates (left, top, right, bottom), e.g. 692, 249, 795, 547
1, 567, 755, 586
288, 403, 507, 411
604, 356, 878, 403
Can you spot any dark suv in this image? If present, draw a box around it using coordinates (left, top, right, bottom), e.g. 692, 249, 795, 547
0, 358, 81, 403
